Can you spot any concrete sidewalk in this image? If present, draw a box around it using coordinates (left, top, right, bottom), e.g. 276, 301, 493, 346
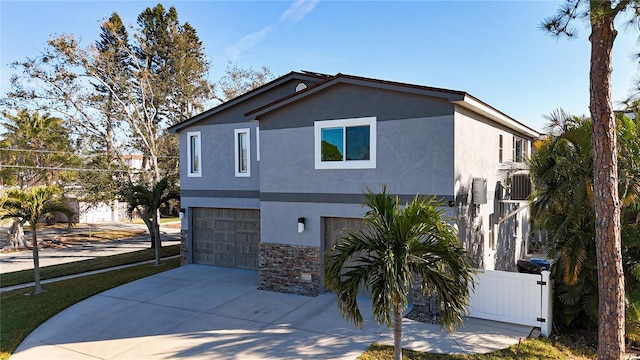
11, 265, 533, 359
0, 222, 180, 273
0, 255, 181, 293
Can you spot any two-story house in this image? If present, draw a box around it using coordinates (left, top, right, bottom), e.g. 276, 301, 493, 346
168, 71, 540, 296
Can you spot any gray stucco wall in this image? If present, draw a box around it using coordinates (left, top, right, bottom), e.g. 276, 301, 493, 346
176, 78, 320, 239
259, 83, 454, 130
258, 84, 459, 252
180, 122, 260, 192
260, 116, 454, 198
260, 201, 365, 247
177, 77, 325, 195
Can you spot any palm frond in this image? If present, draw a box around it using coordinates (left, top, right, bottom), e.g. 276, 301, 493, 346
324, 185, 475, 334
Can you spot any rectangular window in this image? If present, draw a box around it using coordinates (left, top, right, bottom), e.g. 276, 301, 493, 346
235, 128, 250, 177
314, 117, 376, 169
513, 136, 528, 163
499, 134, 503, 163
187, 131, 201, 177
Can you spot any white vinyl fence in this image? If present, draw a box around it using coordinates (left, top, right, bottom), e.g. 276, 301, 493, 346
468, 269, 553, 336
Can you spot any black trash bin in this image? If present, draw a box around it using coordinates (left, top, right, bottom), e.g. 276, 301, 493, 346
517, 260, 543, 274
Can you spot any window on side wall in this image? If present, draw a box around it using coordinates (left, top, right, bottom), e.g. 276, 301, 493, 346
187, 131, 201, 177
235, 128, 250, 177
314, 117, 376, 169
513, 136, 528, 163
499, 134, 503, 163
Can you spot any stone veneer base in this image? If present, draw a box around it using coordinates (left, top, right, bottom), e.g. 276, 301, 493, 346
259, 242, 320, 296
180, 230, 188, 266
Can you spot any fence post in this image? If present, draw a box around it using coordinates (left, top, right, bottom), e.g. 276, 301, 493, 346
540, 270, 553, 336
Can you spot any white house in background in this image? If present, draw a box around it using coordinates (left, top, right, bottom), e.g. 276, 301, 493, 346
121, 154, 144, 169
64, 154, 150, 224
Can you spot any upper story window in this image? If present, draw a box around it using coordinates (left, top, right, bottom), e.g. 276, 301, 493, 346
314, 117, 377, 169
513, 136, 528, 163
235, 128, 250, 177
499, 134, 504, 163
187, 131, 201, 177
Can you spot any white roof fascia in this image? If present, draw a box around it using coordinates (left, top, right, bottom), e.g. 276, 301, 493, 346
454, 95, 540, 139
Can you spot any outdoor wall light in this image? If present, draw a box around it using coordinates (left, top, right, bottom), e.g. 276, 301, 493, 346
298, 217, 305, 233
179, 208, 186, 220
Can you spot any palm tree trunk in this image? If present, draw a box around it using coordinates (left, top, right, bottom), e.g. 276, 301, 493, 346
393, 303, 403, 360
153, 215, 161, 266
31, 226, 42, 294
139, 208, 155, 249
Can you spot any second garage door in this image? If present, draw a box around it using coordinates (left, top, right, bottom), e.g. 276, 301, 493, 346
323, 217, 369, 297
192, 208, 260, 270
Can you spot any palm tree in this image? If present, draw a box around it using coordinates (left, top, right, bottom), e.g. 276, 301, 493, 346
529, 109, 640, 328
324, 186, 475, 360
123, 176, 179, 265
0, 110, 80, 188
0, 186, 76, 294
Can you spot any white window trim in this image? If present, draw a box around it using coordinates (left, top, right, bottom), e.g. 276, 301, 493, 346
513, 136, 528, 163
186, 131, 201, 177
314, 116, 377, 170
234, 128, 251, 177
256, 126, 260, 162
498, 134, 503, 163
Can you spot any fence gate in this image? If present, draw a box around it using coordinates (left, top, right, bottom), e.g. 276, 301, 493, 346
467, 270, 552, 336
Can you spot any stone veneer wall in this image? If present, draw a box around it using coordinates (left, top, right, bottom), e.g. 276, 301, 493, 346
180, 230, 188, 266
412, 273, 439, 312
259, 243, 320, 296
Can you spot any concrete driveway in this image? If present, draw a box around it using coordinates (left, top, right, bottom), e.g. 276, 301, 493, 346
11, 265, 533, 359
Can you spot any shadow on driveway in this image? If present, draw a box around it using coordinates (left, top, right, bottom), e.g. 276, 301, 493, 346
11, 265, 532, 359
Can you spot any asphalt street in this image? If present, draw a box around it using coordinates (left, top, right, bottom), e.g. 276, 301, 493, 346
0, 221, 181, 273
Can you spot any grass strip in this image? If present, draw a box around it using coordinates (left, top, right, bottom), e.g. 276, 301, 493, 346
0, 257, 180, 360
1, 244, 180, 288
358, 340, 596, 359
57, 229, 145, 241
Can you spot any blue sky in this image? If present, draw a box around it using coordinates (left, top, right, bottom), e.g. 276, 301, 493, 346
1, 0, 638, 132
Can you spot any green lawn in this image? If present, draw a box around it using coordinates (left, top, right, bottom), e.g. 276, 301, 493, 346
0, 257, 180, 360
0, 244, 180, 288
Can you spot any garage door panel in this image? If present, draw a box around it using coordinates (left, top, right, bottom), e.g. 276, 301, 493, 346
324, 217, 369, 297
192, 208, 259, 270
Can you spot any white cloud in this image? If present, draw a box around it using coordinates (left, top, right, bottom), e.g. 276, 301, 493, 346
226, 1, 319, 59
279, 0, 320, 26
226, 26, 273, 59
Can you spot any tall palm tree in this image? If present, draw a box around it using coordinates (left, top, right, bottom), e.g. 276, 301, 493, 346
123, 176, 179, 265
0, 186, 76, 294
324, 186, 475, 360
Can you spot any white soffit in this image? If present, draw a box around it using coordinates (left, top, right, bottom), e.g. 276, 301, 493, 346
454, 95, 540, 139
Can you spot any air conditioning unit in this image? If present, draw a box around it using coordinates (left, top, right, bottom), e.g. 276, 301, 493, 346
511, 173, 532, 200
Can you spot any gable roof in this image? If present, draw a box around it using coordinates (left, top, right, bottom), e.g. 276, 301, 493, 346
167, 71, 330, 133
169, 71, 540, 139
246, 73, 540, 139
